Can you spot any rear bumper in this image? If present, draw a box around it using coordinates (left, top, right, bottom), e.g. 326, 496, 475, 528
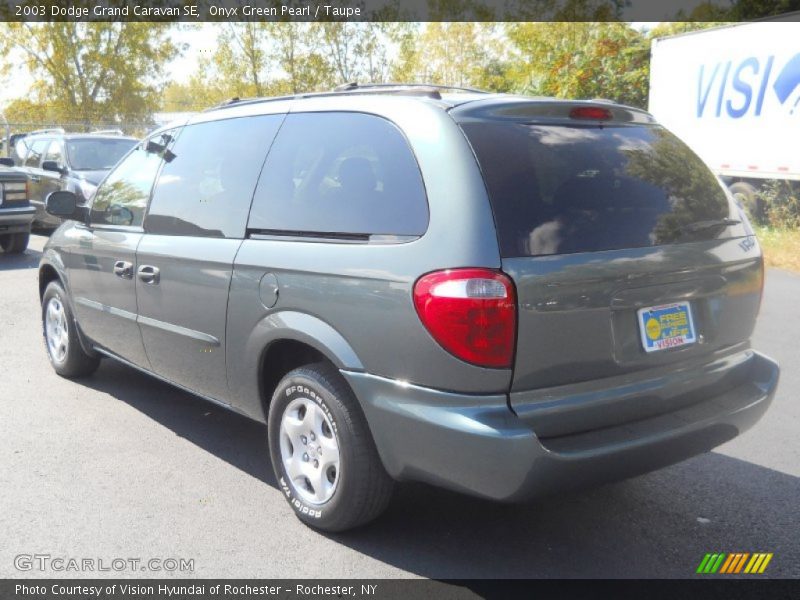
342, 350, 779, 501
0, 206, 36, 234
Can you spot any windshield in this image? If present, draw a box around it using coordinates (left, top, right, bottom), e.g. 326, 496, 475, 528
66, 138, 137, 171
461, 122, 735, 258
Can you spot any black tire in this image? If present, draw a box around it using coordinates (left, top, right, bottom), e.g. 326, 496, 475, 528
729, 181, 765, 223
268, 362, 394, 532
0, 232, 29, 254
42, 280, 100, 378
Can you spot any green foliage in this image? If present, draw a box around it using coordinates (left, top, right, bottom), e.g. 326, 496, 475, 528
2, 98, 54, 125
506, 23, 650, 107
0, 19, 775, 128
502, 22, 726, 109
759, 180, 800, 229
0, 23, 177, 128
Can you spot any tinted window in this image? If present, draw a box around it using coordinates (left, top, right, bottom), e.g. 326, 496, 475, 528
146, 115, 282, 238
24, 139, 49, 168
44, 141, 64, 165
66, 138, 137, 171
248, 112, 428, 237
91, 141, 164, 227
461, 122, 734, 257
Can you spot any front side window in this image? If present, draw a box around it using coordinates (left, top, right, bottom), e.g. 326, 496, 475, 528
248, 112, 429, 237
146, 115, 283, 238
24, 139, 49, 168
90, 139, 166, 227
44, 141, 64, 166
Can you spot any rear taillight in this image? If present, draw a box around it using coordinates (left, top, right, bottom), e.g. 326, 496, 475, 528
413, 268, 516, 369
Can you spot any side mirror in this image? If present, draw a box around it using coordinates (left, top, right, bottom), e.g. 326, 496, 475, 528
0, 157, 14, 167
42, 161, 66, 175
45, 190, 87, 222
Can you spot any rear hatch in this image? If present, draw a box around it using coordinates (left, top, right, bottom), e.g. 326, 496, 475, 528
453, 100, 763, 409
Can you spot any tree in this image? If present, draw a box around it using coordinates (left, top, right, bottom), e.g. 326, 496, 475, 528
390, 23, 503, 89
505, 23, 650, 107
1, 98, 53, 126
0, 23, 177, 128
268, 23, 332, 94
320, 22, 398, 84
214, 22, 271, 98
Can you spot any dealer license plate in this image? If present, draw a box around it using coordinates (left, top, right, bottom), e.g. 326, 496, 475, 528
637, 301, 697, 353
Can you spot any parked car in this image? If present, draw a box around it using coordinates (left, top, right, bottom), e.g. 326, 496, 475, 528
0, 162, 34, 254
13, 129, 137, 229
38, 85, 779, 532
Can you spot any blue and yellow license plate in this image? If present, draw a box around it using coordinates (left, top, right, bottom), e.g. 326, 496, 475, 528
637, 301, 697, 353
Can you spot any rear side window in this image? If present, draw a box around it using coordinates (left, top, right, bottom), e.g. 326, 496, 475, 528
248, 112, 428, 237
146, 115, 283, 238
461, 122, 733, 257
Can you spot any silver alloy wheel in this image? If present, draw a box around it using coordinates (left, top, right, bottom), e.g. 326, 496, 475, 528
45, 297, 69, 363
279, 397, 341, 505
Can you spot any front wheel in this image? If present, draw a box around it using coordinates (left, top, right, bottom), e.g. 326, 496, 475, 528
42, 281, 100, 378
268, 363, 394, 532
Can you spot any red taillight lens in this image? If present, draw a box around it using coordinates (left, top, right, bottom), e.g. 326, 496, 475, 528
569, 106, 612, 120
413, 268, 516, 369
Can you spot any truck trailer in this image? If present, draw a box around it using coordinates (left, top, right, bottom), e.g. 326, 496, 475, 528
648, 17, 800, 213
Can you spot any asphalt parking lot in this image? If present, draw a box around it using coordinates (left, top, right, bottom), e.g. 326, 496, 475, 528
1, 234, 798, 579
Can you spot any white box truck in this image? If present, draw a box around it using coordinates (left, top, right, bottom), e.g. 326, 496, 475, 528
649, 18, 800, 213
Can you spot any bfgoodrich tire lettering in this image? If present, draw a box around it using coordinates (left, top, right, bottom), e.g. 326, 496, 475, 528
267, 363, 394, 532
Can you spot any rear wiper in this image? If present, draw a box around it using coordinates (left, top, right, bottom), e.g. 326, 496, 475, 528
680, 217, 741, 234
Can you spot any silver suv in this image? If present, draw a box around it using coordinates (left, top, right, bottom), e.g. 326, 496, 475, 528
39, 85, 779, 531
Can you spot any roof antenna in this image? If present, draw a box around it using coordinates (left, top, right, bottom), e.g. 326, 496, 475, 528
334, 82, 358, 92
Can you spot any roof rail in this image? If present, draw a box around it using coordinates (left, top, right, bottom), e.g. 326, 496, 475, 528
205, 82, 493, 113
334, 82, 492, 96
205, 96, 259, 111
90, 128, 125, 135
27, 128, 65, 136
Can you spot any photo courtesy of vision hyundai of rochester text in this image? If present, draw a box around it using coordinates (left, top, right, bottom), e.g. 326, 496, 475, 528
37, 85, 779, 532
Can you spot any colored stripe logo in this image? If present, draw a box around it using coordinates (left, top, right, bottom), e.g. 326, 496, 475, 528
697, 553, 773, 574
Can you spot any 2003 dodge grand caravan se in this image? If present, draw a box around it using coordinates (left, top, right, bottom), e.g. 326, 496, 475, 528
39, 85, 779, 531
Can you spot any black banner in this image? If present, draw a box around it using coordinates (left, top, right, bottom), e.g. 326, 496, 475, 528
2, 579, 800, 600
1, 0, 800, 22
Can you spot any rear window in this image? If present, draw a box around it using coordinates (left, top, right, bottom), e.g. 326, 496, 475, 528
248, 112, 428, 237
461, 122, 734, 257
66, 138, 138, 171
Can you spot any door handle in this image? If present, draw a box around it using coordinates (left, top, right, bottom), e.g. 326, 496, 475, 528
113, 260, 133, 279
137, 265, 160, 285
30, 175, 41, 183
